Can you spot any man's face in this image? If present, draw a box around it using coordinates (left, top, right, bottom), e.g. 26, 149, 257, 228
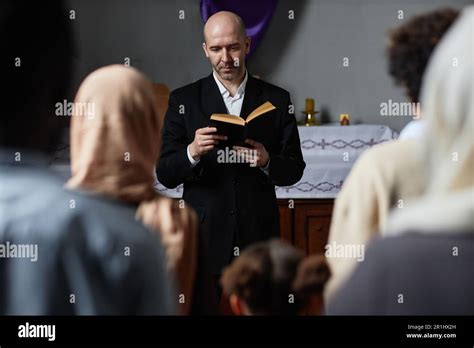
203, 25, 250, 82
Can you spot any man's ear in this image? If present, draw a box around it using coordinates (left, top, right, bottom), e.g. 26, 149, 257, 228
229, 294, 243, 316
245, 37, 251, 55
202, 42, 210, 58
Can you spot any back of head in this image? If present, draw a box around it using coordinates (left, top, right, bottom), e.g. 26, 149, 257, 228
67, 65, 161, 204
387, 8, 459, 102
221, 239, 330, 315
0, 0, 74, 154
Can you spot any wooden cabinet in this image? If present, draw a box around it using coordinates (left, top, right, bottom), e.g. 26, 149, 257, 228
278, 199, 334, 315
278, 199, 334, 255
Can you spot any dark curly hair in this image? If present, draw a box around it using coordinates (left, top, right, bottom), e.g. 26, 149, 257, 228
220, 239, 330, 315
387, 8, 459, 102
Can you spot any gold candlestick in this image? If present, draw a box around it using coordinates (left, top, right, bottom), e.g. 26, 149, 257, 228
302, 98, 319, 126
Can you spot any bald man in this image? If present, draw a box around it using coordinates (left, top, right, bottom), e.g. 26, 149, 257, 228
157, 11, 305, 284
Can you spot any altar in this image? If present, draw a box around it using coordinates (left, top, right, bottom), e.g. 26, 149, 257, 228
154, 124, 399, 199
276, 124, 398, 198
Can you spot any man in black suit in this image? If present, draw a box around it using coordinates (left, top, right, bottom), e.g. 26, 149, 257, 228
157, 11, 305, 280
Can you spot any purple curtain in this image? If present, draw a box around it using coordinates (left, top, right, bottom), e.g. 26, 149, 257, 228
200, 0, 278, 57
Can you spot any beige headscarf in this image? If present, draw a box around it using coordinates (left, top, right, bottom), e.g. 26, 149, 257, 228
67, 65, 160, 201
385, 6, 474, 235
67, 65, 197, 314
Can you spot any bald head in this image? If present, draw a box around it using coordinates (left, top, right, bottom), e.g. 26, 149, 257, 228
203, 11, 246, 43
202, 11, 250, 84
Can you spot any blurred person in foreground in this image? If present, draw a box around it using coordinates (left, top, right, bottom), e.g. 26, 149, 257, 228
221, 239, 330, 315
325, 8, 459, 302
328, 6, 474, 315
67, 65, 202, 315
0, 1, 173, 314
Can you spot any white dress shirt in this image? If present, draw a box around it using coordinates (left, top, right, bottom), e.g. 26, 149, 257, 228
213, 70, 248, 116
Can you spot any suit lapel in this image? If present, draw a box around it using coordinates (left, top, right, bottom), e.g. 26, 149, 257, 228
201, 73, 227, 120
240, 74, 264, 120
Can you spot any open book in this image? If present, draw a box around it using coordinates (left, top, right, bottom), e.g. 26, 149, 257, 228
210, 101, 276, 147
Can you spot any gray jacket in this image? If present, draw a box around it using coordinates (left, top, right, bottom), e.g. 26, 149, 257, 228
327, 232, 474, 315
0, 150, 175, 315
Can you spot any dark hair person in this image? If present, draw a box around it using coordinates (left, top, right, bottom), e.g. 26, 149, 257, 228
328, 6, 474, 315
220, 239, 330, 315
325, 7, 460, 301
387, 7, 459, 103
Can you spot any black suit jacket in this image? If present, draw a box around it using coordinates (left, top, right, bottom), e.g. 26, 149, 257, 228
157, 73, 305, 274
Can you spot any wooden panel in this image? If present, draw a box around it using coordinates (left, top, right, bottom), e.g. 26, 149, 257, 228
152, 83, 170, 130
307, 215, 332, 255
278, 200, 293, 244
292, 199, 334, 315
293, 199, 333, 255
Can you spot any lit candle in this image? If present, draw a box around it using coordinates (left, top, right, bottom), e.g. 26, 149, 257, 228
340, 113, 350, 126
